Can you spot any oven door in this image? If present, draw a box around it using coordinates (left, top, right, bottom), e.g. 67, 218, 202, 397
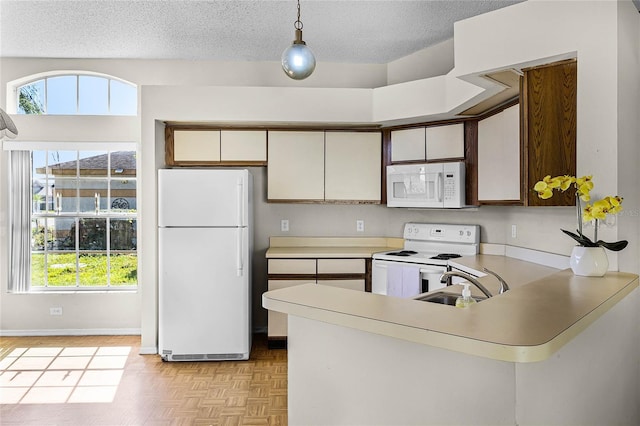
372, 259, 447, 297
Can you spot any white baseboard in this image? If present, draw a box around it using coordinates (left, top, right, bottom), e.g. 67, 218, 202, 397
139, 347, 158, 355
0, 328, 141, 337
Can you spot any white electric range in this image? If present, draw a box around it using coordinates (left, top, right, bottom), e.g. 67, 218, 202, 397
372, 223, 480, 297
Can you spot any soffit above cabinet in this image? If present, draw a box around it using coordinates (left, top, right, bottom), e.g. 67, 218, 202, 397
458, 69, 521, 116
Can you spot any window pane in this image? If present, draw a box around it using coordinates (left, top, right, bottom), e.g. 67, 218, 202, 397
111, 180, 136, 213
31, 253, 45, 287
31, 218, 49, 251
51, 218, 76, 250
79, 151, 108, 177
32, 152, 53, 213
46, 76, 77, 114
78, 179, 107, 213
111, 151, 136, 177
53, 178, 78, 214
47, 253, 77, 287
78, 218, 106, 250
18, 80, 45, 114
79, 254, 107, 286
111, 219, 136, 250
109, 80, 137, 115
110, 254, 137, 286
78, 76, 108, 115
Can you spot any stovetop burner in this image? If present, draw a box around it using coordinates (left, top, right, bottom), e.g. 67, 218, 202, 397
387, 250, 418, 257
430, 253, 462, 260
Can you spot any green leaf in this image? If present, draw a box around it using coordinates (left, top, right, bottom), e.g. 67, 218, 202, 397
596, 240, 628, 252
561, 229, 598, 247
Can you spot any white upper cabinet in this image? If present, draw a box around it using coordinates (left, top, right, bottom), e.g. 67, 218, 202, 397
391, 124, 464, 162
220, 130, 267, 162
477, 104, 521, 202
425, 123, 465, 160
173, 130, 221, 162
325, 132, 381, 201
268, 131, 326, 201
390, 128, 426, 162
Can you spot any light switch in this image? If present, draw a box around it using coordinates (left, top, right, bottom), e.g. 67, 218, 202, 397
356, 220, 365, 232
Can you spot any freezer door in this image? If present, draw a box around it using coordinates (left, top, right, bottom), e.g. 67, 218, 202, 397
158, 169, 250, 227
158, 227, 250, 358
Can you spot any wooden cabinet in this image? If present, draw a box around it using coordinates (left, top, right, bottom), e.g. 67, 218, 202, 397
522, 59, 577, 206
267, 131, 325, 201
268, 130, 382, 203
477, 104, 521, 203
266, 257, 368, 346
390, 124, 464, 163
165, 127, 267, 166
325, 132, 381, 202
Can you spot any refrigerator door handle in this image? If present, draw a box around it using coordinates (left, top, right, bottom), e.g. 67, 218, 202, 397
237, 178, 244, 226
237, 228, 244, 277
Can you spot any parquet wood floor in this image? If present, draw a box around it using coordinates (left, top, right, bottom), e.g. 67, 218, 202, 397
0, 334, 288, 425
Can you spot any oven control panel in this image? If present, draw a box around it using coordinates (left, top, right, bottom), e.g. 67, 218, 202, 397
403, 223, 479, 244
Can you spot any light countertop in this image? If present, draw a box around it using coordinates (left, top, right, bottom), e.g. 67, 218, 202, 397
263, 254, 638, 362
265, 236, 403, 259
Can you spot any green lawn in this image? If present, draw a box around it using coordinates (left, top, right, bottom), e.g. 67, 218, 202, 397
31, 253, 137, 287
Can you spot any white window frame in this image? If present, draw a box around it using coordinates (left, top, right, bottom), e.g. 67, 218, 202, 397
4, 141, 138, 293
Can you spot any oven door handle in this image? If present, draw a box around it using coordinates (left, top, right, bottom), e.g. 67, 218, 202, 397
373, 263, 444, 275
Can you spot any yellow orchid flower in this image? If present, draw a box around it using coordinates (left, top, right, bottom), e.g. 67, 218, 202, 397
533, 180, 553, 199
582, 204, 595, 222
559, 176, 573, 191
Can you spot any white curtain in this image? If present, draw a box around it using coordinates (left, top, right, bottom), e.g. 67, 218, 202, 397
8, 150, 31, 292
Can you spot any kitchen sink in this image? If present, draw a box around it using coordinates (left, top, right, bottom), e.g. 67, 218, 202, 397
414, 291, 487, 306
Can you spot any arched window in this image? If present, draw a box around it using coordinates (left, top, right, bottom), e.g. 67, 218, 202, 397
17, 73, 137, 115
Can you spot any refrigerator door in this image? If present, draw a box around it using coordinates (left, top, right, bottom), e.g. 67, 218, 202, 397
158, 169, 249, 227
158, 226, 250, 360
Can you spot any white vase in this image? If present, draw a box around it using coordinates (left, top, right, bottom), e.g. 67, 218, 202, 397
570, 246, 609, 277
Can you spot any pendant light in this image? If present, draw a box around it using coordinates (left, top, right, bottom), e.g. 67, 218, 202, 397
0, 107, 18, 139
281, 0, 316, 80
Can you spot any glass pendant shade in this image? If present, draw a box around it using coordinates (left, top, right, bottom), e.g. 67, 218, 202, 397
281, 29, 316, 80
0, 107, 18, 139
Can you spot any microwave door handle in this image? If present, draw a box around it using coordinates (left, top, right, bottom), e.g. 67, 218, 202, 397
437, 172, 443, 202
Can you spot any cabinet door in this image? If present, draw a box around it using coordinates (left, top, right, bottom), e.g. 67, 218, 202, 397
477, 105, 521, 201
325, 132, 381, 201
268, 131, 325, 200
390, 128, 425, 162
220, 130, 267, 162
267, 279, 314, 338
173, 130, 220, 162
426, 123, 464, 160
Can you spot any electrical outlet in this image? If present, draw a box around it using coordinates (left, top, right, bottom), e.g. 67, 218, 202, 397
511, 224, 517, 238
281, 219, 289, 232
356, 220, 365, 232
50, 307, 63, 316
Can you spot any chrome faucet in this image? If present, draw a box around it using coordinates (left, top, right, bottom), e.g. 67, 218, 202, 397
440, 271, 493, 298
440, 268, 510, 298
482, 267, 509, 294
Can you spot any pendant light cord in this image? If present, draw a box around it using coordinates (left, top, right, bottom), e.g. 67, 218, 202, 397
294, 0, 303, 30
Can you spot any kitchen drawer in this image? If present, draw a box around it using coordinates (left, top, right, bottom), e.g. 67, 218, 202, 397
317, 258, 365, 274
268, 259, 316, 275
317, 279, 365, 292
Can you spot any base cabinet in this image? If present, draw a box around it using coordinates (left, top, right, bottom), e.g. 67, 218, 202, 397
266, 257, 368, 346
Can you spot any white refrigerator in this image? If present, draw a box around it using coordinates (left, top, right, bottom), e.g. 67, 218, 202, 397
158, 168, 252, 361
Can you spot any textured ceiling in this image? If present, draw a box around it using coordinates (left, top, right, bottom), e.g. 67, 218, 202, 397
0, 0, 524, 64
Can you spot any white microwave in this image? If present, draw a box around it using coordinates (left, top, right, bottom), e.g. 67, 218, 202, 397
386, 161, 466, 208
